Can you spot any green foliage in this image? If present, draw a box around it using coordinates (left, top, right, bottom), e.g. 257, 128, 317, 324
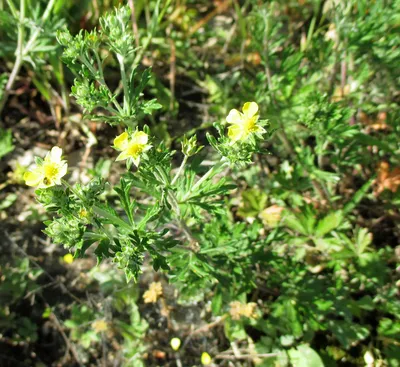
3, 0, 399, 365
56, 5, 162, 126
0, 128, 14, 159
0, 258, 42, 344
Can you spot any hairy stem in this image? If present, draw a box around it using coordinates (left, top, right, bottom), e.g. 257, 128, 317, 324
117, 54, 130, 114
171, 155, 188, 186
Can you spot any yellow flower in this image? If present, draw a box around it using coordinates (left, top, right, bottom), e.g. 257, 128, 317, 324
143, 281, 163, 303
201, 352, 212, 365
226, 102, 265, 143
259, 205, 284, 227
229, 301, 258, 320
78, 208, 88, 218
113, 130, 152, 166
170, 337, 181, 351
24, 146, 68, 188
63, 253, 74, 264
92, 319, 108, 333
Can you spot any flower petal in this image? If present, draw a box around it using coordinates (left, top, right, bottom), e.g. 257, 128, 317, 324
132, 156, 141, 167
114, 132, 129, 151
226, 109, 243, 124
49, 146, 63, 162
58, 162, 68, 179
143, 144, 152, 153
132, 131, 149, 145
228, 124, 244, 143
242, 102, 259, 118
24, 170, 43, 187
254, 125, 266, 135
116, 151, 128, 161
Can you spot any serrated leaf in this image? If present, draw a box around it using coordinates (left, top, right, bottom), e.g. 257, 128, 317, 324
315, 211, 343, 237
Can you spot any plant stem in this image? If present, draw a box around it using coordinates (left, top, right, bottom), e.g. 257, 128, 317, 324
262, 5, 295, 156
0, 0, 57, 115
5, 0, 17, 18
181, 159, 227, 202
23, 0, 56, 51
92, 205, 133, 232
93, 50, 105, 84
117, 54, 130, 114
80, 54, 123, 114
311, 178, 331, 204
0, 0, 25, 114
171, 155, 188, 186
128, 0, 140, 48
61, 179, 85, 202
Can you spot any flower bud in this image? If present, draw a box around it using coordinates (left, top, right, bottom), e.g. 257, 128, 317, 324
201, 352, 212, 365
170, 337, 181, 351
182, 135, 203, 157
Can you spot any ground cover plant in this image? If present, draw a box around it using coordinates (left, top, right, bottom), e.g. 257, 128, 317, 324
0, 0, 399, 366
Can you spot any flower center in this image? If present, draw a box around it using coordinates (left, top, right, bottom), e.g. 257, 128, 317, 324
243, 116, 257, 134
127, 143, 144, 158
43, 162, 59, 181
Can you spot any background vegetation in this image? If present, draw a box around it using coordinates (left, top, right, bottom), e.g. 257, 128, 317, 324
0, 0, 399, 366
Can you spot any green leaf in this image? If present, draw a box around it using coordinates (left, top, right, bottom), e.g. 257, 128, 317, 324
288, 344, 324, 367
378, 318, 400, 340
224, 318, 247, 341
285, 213, 308, 235
94, 239, 112, 265
93, 204, 132, 232
114, 178, 136, 226
315, 211, 343, 237
211, 292, 223, 315
0, 128, 14, 159
343, 177, 375, 214
328, 320, 369, 349
0, 193, 17, 210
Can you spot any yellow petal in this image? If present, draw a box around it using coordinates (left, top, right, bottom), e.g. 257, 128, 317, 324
242, 102, 259, 118
228, 124, 244, 142
49, 146, 63, 163
114, 132, 129, 151
63, 253, 74, 264
132, 156, 141, 167
132, 131, 149, 145
143, 144, 152, 153
58, 162, 68, 179
170, 338, 181, 351
116, 151, 129, 161
226, 109, 243, 124
24, 170, 43, 187
201, 352, 212, 365
255, 125, 266, 135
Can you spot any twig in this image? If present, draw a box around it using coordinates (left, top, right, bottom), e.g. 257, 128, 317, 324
189, 0, 230, 36
215, 353, 277, 360
188, 315, 228, 337
49, 312, 83, 366
128, 0, 140, 48
168, 27, 176, 111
